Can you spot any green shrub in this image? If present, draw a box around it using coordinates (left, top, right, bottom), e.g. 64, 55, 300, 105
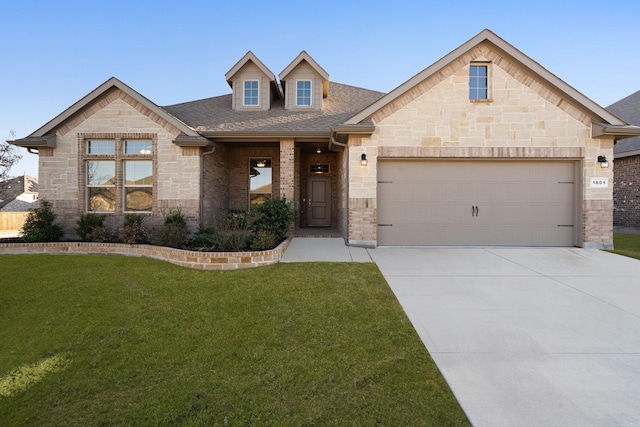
76, 213, 106, 241
152, 209, 189, 249
20, 199, 64, 242
122, 214, 149, 244
250, 230, 280, 251
87, 226, 115, 243
251, 198, 294, 238
224, 208, 253, 230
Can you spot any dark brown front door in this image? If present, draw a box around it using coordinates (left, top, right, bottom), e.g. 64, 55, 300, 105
307, 177, 331, 227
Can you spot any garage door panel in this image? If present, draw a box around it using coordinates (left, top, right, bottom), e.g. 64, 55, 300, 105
377, 160, 576, 246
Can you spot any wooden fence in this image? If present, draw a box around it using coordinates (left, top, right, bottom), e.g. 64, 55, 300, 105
0, 212, 29, 231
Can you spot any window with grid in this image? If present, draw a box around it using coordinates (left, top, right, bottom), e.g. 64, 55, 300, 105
296, 80, 312, 106
469, 64, 489, 100
244, 80, 259, 106
84, 138, 154, 213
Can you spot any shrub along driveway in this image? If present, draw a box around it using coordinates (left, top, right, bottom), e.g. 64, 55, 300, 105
370, 247, 640, 426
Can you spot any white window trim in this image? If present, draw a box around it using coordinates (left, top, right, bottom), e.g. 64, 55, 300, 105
295, 79, 313, 107
243, 79, 260, 107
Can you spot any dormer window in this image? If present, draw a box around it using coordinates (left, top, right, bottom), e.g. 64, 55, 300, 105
296, 80, 312, 106
243, 80, 259, 106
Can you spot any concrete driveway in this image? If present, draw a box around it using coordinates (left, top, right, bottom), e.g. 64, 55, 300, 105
369, 247, 640, 426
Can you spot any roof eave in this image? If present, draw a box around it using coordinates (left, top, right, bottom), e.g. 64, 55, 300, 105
332, 124, 376, 135
199, 130, 330, 142
614, 149, 640, 159
172, 133, 215, 148
592, 122, 640, 140
9, 134, 56, 149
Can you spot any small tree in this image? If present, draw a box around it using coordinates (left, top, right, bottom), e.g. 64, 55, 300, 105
20, 199, 64, 242
1, 130, 22, 187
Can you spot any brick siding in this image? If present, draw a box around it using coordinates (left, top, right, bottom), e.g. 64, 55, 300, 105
613, 155, 640, 228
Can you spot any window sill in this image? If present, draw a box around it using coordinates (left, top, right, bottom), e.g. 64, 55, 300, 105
470, 99, 493, 104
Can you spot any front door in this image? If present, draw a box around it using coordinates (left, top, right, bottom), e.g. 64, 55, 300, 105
307, 177, 331, 227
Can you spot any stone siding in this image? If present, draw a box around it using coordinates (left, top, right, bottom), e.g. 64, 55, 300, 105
346, 41, 614, 247
39, 88, 202, 235
614, 155, 640, 227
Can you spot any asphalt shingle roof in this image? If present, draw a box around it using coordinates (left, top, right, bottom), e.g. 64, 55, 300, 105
608, 90, 640, 155
162, 82, 385, 135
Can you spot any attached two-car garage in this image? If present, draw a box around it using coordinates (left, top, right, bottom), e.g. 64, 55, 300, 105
377, 160, 579, 246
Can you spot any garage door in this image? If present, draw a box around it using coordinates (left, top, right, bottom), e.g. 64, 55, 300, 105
377, 160, 577, 246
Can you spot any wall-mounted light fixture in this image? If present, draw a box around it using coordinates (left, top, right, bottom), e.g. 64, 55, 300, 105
597, 155, 609, 168
360, 153, 368, 166
316, 148, 321, 154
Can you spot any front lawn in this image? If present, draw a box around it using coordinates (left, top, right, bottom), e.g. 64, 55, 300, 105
0, 255, 469, 426
612, 233, 640, 260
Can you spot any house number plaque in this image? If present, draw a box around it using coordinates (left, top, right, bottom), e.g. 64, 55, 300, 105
590, 178, 609, 188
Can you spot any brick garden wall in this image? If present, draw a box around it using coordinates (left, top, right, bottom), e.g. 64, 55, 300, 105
0, 238, 291, 270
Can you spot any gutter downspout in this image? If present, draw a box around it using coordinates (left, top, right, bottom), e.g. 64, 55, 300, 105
329, 135, 348, 151
200, 146, 216, 228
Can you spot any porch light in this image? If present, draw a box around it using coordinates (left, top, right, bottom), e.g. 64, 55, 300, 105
256, 160, 266, 168
316, 148, 321, 154
597, 155, 609, 168
360, 153, 368, 166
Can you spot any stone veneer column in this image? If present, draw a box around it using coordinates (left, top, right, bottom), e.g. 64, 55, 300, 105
279, 139, 295, 201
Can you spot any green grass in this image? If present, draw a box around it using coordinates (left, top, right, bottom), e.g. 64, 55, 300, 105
0, 254, 469, 426
612, 233, 640, 260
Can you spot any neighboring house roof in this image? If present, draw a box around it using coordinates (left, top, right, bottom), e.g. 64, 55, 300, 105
163, 82, 385, 140
11, 77, 210, 149
607, 90, 640, 158
344, 29, 640, 141
0, 175, 38, 210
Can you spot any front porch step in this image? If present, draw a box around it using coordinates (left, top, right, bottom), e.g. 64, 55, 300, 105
293, 228, 342, 238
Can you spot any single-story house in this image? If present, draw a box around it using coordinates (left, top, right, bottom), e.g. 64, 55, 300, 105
11, 29, 640, 249
607, 90, 640, 228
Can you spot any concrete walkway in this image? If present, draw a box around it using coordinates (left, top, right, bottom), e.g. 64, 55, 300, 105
280, 237, 372, 262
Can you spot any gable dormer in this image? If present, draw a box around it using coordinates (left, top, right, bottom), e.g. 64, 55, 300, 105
279, 51, 329, 111
225, 51, 278, 111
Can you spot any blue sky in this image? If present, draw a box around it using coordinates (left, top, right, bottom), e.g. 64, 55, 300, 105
2, 0, 639, 178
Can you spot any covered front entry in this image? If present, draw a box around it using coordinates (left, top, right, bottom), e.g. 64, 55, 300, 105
377, 160, 578, 246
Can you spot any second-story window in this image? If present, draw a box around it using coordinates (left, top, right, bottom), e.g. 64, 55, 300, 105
469, 64, 489, 100
296, 80, 312, 106
244, 80, 259, 106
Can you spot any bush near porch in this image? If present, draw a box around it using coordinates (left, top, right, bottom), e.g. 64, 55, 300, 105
18, 198, 295, 252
